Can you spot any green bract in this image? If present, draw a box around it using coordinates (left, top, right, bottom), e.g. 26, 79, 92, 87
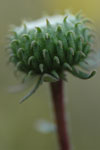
8, 12, 97, 103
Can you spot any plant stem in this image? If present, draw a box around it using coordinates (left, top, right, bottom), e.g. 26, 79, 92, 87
50, 80, 70, 150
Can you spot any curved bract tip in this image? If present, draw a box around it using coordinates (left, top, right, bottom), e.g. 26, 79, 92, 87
19, 76, 43, 104
69, 66, 96, 79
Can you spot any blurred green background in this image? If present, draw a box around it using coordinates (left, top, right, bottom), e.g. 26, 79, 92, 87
0, 0, 100, 150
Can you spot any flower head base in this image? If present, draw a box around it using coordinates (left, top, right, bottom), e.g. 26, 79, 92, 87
8, 12, 97, 102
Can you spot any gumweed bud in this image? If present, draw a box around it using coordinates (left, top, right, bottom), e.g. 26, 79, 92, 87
7, 11, 99, 102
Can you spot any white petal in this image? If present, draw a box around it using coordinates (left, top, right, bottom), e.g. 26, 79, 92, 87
34, 119, 56, 134
14, 13, 76, 34
80, 51, 100, 71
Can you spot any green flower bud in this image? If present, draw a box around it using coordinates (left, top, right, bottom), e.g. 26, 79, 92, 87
7, 11, 98, 103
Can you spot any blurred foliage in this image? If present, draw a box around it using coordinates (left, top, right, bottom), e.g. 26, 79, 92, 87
0, 0, 100, 150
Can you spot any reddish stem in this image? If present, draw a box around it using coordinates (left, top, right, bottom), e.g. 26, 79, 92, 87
50, 80, 70, 150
